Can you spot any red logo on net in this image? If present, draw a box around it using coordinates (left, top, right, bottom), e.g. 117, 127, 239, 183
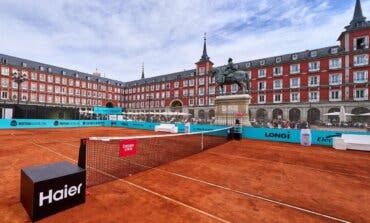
119, 139, 137, 157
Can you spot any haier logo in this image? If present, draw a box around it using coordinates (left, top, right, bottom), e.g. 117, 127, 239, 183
264, 132, 290, 139
39, 183, 83, 207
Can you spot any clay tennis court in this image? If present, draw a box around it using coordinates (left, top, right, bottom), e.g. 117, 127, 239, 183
0, 127, 369, 222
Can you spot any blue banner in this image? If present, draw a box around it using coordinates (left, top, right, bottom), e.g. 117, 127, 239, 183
93, 107, 122, 115
243, 127, 301, 143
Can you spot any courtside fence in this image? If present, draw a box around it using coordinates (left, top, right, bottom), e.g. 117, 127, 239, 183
0, 118, 369, 146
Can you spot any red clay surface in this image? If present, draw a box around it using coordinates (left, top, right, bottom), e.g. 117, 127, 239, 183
0, 127, 369, 222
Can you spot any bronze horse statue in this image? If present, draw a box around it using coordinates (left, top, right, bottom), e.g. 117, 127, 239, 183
210, 67, 250, 95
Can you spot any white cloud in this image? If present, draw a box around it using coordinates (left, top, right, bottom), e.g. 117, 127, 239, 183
0, 0, 368, 81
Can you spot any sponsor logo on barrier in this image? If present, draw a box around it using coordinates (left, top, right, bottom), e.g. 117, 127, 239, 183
39, 183, 83, 207
53, 121, 59, 126
10, 120, 17, 126
264, 132, 290, 139
119, 139, 137, 157
316, 133, 342, 143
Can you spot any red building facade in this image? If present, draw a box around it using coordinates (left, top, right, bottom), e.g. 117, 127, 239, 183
0, 0, 369, 122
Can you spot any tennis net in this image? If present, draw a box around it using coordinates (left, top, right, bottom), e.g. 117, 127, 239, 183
78, 127, 232, 187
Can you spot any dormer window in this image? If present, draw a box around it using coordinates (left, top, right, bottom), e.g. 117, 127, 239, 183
260, 60, 265, 66
21, 62, 27, 68
61, 70, 66, 75
330, 47, 338, 54
40, 66, 44, 71
75, 73, 79, 78
47, 67, 52, 73
354, 36, 369, 50
310, 51, 317, 58
292, 54, 298, 60
245, 62, 251, 68
1, 58, 7, 64
275, 57, 282, 63
87, 76, 91, 81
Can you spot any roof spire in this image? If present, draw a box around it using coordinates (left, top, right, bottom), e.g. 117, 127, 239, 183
350, 0, 366, 27
199, 32, 210, 62
141, 62, 145, 79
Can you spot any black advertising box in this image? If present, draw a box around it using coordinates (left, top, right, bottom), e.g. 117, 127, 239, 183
21, 161, 86, 221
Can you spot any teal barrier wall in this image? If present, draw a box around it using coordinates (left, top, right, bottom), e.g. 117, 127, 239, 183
0, 119, 111, 129
242, 127, 301, 143
1, 119, 369, 146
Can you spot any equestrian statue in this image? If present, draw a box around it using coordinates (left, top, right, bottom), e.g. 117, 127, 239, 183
210, 58, 250, 95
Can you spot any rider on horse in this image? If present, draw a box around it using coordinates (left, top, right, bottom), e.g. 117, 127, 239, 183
225, 58, 237, 78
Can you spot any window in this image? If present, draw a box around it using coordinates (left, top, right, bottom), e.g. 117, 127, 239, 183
183, 89, 188, 96
273, 79, 282, 89
21, 81, 28, 90
199, 67, 205, 75
165, 91, 170, 98
354, 54, 369, 66
31, 94, 37, 102
75, 80, 80, 87
39, 94, 45, 102
199, 78, 204, 85
183, 80, 188, 87
189, 99, 194, 106
308, 61, 320, 72
31, 72, 37, 80
258, 95, 265, 104
31, 83, 37, 91
290, 64, 300, 74
258, 69, 266, 78
69, 88, 74, 95
329, 90, 341, 101
12, 81, 17, 89
308, 76, 320, 87
292, 54, 298, 60
1, 91, 8, 99
189, 89, 194, 96
47, 75, 53, 83
329, 74, 342, 85
275, 57, 282, 63
62, 78, 67, 85
198, 98, 204, 106
354, 36, 369, 50
354, 89, 368, 101
354, 71, 368, 83
189, 79, 194, 86
198, 87, 204, 96
309, 91, 319, 102
47, 85, 53, 93
231, 84, 238, 93
260, 60, 265, 66
174, 90, 179, 98
174, 81, 179, 88
209, 76, 215, 84
1, 78, 9, 88
290, 78, 300, 88
209, 86, 215, 95
47, 95, 53, 103
273, 67, 282, 76
209, 98, 215, 105
258, 81, 266, 90
310, 51, 317, 57
330, 47, 339, 54
155, 84, 160, 90
329, 58, 342, 69
39, 74, 45, 81
245, 62, 251, 68
290, 92, 300, 102
1, 67, 9, 76
273, 94, 282, 103
55, 86, 60, 94
55, 77, 60, 84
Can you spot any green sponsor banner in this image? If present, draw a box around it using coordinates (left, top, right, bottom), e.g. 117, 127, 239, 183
93, 107, 122, 115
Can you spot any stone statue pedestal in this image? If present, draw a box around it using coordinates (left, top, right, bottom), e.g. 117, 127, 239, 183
215, 94, 251, 126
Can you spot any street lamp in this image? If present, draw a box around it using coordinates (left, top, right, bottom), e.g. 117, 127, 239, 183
12, 71, 27, 105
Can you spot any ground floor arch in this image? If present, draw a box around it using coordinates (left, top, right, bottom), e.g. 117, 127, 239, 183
307, 108, 320, 124
289, 108, 301, 122
272, 108, 283, 120
256, 108, 268, 121
351, 107, 369, 123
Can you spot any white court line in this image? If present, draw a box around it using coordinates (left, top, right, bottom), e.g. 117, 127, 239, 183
207, 151, 370, 179
29, 139, 229, 223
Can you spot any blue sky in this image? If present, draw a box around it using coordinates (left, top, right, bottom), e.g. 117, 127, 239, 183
0, 0, 369, 81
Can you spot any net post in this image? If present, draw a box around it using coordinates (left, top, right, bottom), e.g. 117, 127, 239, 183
78, 138, 87, 169
201, 132, 204, 151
